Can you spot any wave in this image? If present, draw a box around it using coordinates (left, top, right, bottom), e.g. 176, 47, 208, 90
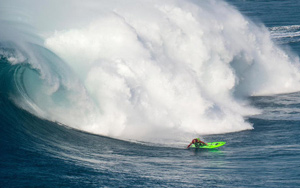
270, 25, 300, 44
1, 0, 300, 142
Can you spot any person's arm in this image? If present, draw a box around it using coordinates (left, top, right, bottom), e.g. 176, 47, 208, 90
200, 141, 208, 146
187, 142, 192, 148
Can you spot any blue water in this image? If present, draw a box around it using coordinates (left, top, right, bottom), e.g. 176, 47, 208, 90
1, 0, 300, 187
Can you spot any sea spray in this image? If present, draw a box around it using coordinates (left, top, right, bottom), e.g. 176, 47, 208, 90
1, 0, 300, 142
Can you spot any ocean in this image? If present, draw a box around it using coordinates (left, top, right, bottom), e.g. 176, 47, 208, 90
1, 0, 300, 187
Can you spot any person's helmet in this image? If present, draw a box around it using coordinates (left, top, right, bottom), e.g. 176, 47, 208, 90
197, 138, 201, 141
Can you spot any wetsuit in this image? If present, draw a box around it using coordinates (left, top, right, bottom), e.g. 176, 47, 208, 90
187, 139, 207, 148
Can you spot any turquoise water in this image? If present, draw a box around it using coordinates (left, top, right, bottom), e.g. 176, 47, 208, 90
1, 0, 300, 187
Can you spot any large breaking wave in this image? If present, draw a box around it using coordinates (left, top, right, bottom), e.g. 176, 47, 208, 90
1, 0, 300, 142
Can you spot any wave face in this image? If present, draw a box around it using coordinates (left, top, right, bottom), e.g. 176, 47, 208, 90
1, 0, 300, 142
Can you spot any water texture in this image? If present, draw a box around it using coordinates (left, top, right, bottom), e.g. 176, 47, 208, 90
1, 0, 300, 187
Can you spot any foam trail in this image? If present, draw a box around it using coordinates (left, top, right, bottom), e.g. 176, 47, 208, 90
1, 0, 300, 142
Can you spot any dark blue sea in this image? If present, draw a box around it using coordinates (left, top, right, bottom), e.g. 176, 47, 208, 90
1, 0, 300, 187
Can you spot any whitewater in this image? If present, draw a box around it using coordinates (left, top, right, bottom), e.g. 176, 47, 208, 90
1, 0, 300, 143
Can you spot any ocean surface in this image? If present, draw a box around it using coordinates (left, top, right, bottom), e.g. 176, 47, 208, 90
1, 0, 300, 187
